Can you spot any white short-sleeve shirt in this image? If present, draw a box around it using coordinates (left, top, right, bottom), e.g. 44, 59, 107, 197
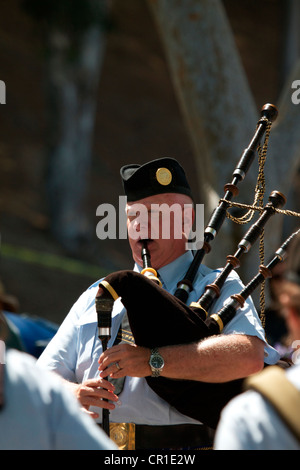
38, 251, 280, 425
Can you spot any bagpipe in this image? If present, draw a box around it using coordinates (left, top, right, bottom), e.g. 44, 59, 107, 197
96, 104, 300, 430
96, 228, 299, 429
174, 103, 278, 303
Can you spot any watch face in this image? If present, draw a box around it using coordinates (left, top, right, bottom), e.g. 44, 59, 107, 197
151, 355, 164, 369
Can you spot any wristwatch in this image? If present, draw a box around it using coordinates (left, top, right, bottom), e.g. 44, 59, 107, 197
149, 348, 165, 377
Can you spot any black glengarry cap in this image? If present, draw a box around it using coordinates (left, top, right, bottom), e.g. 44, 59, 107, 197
120, 157, 193, 202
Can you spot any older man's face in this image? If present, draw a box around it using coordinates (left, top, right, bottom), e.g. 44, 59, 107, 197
126, 193, 194, 270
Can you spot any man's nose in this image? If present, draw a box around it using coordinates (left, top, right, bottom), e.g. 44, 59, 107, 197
133, 217, 149, 240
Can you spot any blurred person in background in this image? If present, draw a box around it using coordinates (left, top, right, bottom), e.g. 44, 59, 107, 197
0, 311, 117, 450
214, 232, 300, 450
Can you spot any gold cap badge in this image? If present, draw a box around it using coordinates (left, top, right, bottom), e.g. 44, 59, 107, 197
156, 168, 172, 186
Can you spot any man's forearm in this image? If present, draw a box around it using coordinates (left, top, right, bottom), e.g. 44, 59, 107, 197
98, 334, 265, 383
60, 377, 79, 395
160, 334, 265, 382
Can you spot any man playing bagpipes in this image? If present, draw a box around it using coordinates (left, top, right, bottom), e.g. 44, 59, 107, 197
37, 157, 280, 450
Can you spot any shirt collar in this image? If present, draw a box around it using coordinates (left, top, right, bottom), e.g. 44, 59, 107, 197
134, 251, 207, 294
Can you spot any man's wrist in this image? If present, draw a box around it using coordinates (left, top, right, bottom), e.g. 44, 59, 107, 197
149, 347, 165, 377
